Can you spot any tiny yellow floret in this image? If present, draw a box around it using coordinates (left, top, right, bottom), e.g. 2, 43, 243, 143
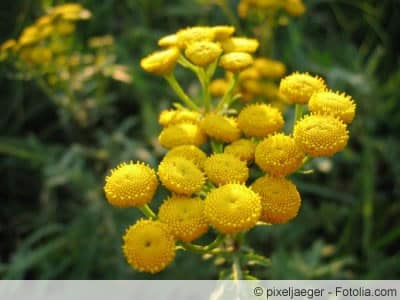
158, 122, 206, 149
224, 139, 256, 162
140, 47, 180, 75
212, 26, 235, 40
253, 58, 286, 79
163, 145, 207, 169
209, 78, 229, 97
220, 52, 254, 72
200, 113, 241, 143
158, 109, 201, 127
176, 26, 215, 48
184, 41, 222, 66
204, 153, 249, 185
158, 34, 178, 48
221, 37, 259, 53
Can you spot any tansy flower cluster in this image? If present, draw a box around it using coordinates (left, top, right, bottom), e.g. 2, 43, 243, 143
238, 0, 306, 19
103, 25, 356, 275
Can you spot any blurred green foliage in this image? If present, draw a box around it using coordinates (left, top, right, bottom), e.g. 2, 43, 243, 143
1, 0, 399, 279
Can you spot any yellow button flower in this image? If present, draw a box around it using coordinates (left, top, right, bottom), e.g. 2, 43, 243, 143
140, 47, 180, 75
251, 176, 301, 224
224, 139, 256, 162
221, 37, 259, 53
204, 153, 249, 185
255, 133, 305, 177
123, 219, 175, 273
158, 156, 205, 195
293, 114, 349, 157
219, 52, 254, 72
308, 90, 356, 124
184, 41, 222, 66
209, 78, 229, 97
200, 113, 241, 143
212, 25, 235, 40
253, 58, 286, 79
158, 196, 208, 242
204, 183, 261, 234
284, 0, 306, 16
279, 72, 326, 104
158, 122, 206, 149
158, 34, 178, 48
163, 145, 207, 169
238, 103, 284, 137
104, 161, 158, 208
176, 26, 215, 48
158, 109, 201, 127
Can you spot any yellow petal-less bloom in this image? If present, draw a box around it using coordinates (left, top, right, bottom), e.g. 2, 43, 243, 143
1, 39, 17, 52
204, 183, 261, 234
158, 156, 205, 195
212, 26, 235, 40
238, 103, 284, 137
123, 219, 175, 273
164, 145, 207, 169
158, 122, 206, 149
255, 133, 305, 177
51, 3, 91, 20
158, 109, 201, 126
204, 153, 249, 185
220, 52, 254, 72
221, 37, 259, 53
224, 139, 256, 162
293, 114, 349, 157
158, 34, 178, 48
251, 176, 301, 224
158, 196, 208, 242
184, 41, 222, 67
308, 90, 356, 124
279, 72, 326, 104
18, 25, 40, 46
176, 26, 215, 48
200, 113, 241, 143
104, 162, 158, 208
209, 78, 229, 97
284, 0, 306, 16
140, 47, 180, 75
253, 58, 286, 79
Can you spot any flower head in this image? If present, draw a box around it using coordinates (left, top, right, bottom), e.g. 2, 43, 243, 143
158, 109, 201, 127
123, 219, 175, 273
184, 41, 222, 66
212, 26, 235, 40
220, 52, 254, 72
200, 113, 241, 143
176, 26, 215, 48
253, 58, 286, 79
140, 47, 180, 75
158, 34, 178, 48
104, 162, 158, 208
284, 0, 306, 16
158, 122, 206, 149
224, 139, 256, 162
164, 145, 207, 169
221, 37, 259, 53
158, 196, 208, 242
293, 114, 349, 157
251, 176, 301, 224
209, 78, 229, 97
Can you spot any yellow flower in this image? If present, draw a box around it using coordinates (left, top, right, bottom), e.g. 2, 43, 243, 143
238, 1, 249, 18
255, 133, 305, 177
140, 47, 180, 75
158, 156, 205, 195
158, 109, 201, 126
251, 176, 301, 224
238, 103, 284, 137
241, 79, 262, 95
224, 139, 256, 162
18, 25, 40, 46
123, 219, 175, 273
219, 52, 254, 72
158, 34, 178, 48
1, 39, 17, 52
308, 90, 356, 124
293, 114, 349, 157
158, 196, 208, 242
204, 183, 261, 234
284, 0, 306, 16
279, 72, 326, 104
163, 145, 207, 169
31, 47, 53, 64
209, 78, 229, 97
200, 113, 241, 143
221, 37, 259, 53
158, 122, 206, 149
104, 161, 158, 208
255, 0, 283, 8
239, 67, 260, 81
55, 20, 76, 35
51, 3, 91, 20
212, 26, 235, 40
176, 26, 215, 48
184, 41, 222, 66
253, 58, 286, 79
204, 153, 249, 185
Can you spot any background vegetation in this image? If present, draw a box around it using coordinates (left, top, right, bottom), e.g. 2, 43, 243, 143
1, 0, 399, 279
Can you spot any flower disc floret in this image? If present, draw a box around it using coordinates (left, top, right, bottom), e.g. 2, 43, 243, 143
158, 196, 208, 242
279, 72, 326, 104
104, 161, 158, 208
238, 103, 284, 137
251, 176, 301, 224
164, 145, 207, 169
308, 90, 356, 124
140, 47, 180, 75
220, 52, 253, 72
293, 114, 349, 157
204, 153, 249, 185
123, 219, 175, 273
200, 113, 241, 143
204, 183, 261, 234
184, 41, 222, 66
158, 156, 205, 195
224, 139, 256, 162
159, 109, 201, 127
255, 134, 305, 177
158, 122, 206, 149
221, 37, 259, 53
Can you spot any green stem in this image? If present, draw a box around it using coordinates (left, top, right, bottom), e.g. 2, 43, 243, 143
293, 104, 304, 132
139, 204, 157, 219
232, 255, 243, 280
216, 73, 239, 111
164, 73, 200, 111
177, 234, 224, 254
199, 68, 211, 112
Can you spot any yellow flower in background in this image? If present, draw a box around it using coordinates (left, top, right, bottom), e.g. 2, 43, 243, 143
284, 0, 306, 16
293, 114, 349, 157
123, 219, 175, 273
224, 139, 256, 162
18, 25, 40, 46
204, 183, 261, 234
158, 196, 208, 242
200, 113, 241, 143
279, 72, 326, 104
176, 26, 215, 48
55, 20, 76, 36
251, 176, 301, 224
238, 103, 284, 137
163, 145, 207, 169
140, 47, 180, 75
158, 109, 201, 126
158, 122, 206, 149
158, 156, 205, 195
253, 58, 286, 79
221, 37, 259, 53
209, 78, 229, 97
219, 52, 254, 72
255, 133, 305, 177
30, 46, 53, 64
1, 39, 17, 52
308, 90, 356, 124
184, 41, 222, 66
104, 162, 158, 208
51, 3, 91, 20
204, 153, 249, 185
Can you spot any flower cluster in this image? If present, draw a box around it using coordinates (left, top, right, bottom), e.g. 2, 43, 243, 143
103, 25, 356, 274
238, 0, 306, 19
